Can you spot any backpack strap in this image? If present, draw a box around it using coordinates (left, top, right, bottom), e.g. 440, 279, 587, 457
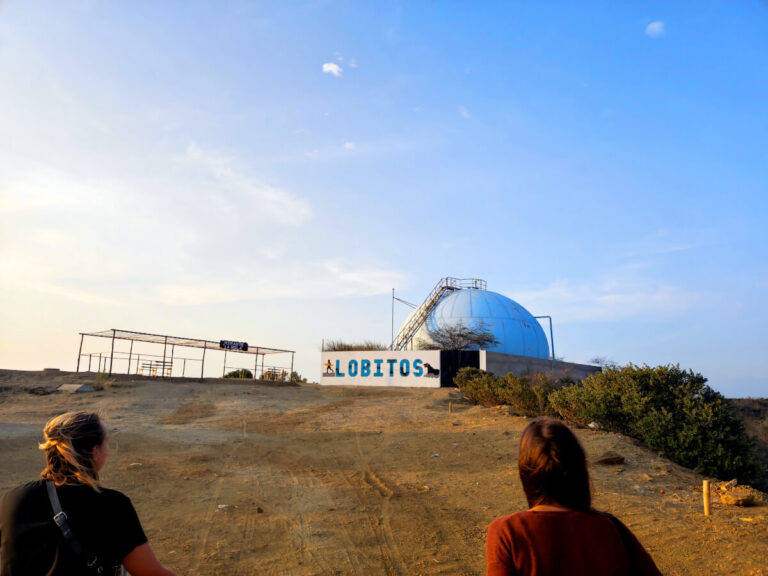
45, 481, 106, 575
603, 512, 639, 576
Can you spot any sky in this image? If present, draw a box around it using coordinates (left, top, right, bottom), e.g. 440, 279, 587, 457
1, 1, 766, 396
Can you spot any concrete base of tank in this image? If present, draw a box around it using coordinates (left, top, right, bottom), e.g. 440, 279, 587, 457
480, 351, 601, 383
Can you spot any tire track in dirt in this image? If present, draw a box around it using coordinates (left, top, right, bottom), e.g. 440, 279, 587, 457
354, 432, 408, 576
190, 476, 225, 574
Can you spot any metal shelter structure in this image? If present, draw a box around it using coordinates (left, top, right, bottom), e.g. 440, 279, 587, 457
76, 328, 295, 381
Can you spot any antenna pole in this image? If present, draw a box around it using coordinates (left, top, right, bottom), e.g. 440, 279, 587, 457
391, 288, 395, 350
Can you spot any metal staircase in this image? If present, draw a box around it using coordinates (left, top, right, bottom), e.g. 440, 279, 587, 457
391, 277, 486, 350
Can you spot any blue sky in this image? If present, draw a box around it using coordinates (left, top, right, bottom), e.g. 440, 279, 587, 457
1, 2, 766, 396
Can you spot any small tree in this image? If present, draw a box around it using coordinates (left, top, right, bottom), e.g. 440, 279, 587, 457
589, 356, 619, 369
224, 369, 253, 379
416, 321, 499, 350
290, 371, 307, 383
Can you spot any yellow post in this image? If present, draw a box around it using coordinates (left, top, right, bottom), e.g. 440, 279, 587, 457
449, 400, 453, 413
703, 480, 711, 516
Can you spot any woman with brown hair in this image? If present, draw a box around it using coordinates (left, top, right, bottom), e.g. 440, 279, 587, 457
486, 418, 662, 576
0, 411, 177, 576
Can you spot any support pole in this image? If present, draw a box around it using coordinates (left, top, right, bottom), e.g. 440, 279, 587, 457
109, 329, 116, 375
162, 336, 168, 378
201, 343, 207, 381
261, 353, 265, 379
183, 358, 186, 377
254, 349, 259, 380
88, 354, 92, 372
170, 344, 175, 378
534, 316, 555, 361
223, 350, 228, 377
136, 355, 141, 375
99, 353, 103, 372
290, 352, 295, 382
127, 340, 133, 376
391, 288, 395, 350
76, 334, 84, 373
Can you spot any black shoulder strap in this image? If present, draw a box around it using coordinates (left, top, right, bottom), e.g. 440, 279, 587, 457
45, 481, 106, 575
603, 512, 639, 576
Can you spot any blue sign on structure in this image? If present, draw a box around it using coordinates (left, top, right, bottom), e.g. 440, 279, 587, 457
220, 340, 249, 351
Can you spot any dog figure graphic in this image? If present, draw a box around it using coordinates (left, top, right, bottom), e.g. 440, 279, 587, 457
423, 363, 440, 377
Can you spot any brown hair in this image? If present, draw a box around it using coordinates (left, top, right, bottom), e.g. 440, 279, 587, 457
518, 418, 591, 512
39, 411, 105, 490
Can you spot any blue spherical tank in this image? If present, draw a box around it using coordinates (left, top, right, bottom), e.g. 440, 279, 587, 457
409, 289, 550, 358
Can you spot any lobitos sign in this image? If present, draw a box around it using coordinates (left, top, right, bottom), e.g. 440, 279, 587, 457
320, 351, 441, 388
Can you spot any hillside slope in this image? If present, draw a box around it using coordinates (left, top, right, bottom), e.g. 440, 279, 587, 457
0, 370, 766, 576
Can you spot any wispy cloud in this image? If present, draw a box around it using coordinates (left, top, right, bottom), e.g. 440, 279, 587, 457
152, 260, 405, 304
348, 58, 358, 68
184, 142, 311, 224
621, 228, 710, 259
322, 62, 343, 77
645, 21, 665, 38
508, 278, 701, 323
0, 132, 409, 308
458, 105, 471, 119
625, 244, 691, 258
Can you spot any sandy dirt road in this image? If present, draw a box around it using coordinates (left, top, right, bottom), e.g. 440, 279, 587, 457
1, 370, 766, 575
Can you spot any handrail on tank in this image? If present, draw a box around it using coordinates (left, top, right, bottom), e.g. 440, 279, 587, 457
390, 277, 487, 350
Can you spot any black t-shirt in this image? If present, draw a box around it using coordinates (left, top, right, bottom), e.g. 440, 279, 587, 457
0, 480, 148, 576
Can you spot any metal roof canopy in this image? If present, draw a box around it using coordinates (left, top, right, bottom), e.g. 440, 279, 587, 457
80, 328, 292, 355
76, 328, 295, 380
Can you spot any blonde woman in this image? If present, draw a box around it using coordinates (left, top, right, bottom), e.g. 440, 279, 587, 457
0, 411, 176, 576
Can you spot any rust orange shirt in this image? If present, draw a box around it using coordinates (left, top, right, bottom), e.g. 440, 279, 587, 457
486, 510, 663, 576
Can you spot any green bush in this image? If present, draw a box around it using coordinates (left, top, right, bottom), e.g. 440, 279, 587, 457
454, 367, 504, 406
500, 373, 557, 417
224, 369, 253, 379
549, 364, 762, 483
454, 368, 557, 415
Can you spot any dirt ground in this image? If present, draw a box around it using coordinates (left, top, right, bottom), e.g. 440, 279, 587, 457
1, 370, 766, 576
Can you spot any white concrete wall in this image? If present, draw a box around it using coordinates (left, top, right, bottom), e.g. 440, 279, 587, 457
320, 351, 441, 388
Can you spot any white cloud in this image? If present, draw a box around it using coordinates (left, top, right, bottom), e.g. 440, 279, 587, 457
343, 141, 356, 150
0, 139, 316, 306
625, 244, 691, 258
349, 58, 358, 68
645, 21, 665, 38
458, 105, 471, 119
152, 260, 405, 304
322, 62, 343, 77
508, 278, 701, 323
184, 142, 311, 225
